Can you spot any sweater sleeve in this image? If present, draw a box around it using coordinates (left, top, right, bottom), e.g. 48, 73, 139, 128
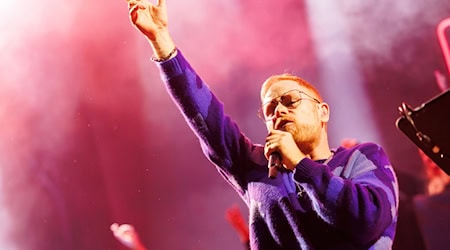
155, 50, 265, 194
293, 142, 399, 245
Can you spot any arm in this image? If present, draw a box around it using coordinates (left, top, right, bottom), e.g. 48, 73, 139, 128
125, 0, 264, 192
157, 52, 263, 194
294, 143, 398, 245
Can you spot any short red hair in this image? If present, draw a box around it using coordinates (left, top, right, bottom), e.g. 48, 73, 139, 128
260, 73, 322, 103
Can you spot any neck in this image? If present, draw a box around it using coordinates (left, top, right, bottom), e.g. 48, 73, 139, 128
306, 142, 332, 161
307, 133, 332, 161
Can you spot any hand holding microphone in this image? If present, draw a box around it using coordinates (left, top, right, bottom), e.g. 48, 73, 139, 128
265, 129, 305, 179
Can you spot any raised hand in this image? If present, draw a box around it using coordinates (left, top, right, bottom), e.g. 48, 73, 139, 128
126, 0, 167, 40
126, 0, 175, 59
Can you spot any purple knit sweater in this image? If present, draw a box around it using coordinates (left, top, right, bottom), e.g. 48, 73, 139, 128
156, 50, 399, 250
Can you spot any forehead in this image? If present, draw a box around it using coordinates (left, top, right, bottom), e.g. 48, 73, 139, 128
262, 80, 311, 101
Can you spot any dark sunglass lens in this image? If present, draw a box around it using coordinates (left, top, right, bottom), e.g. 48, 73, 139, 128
264, 102, 276, 118
281, 91, 300, 107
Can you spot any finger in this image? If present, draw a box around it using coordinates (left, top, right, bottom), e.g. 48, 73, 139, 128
129, 4, 140, 16
128, 6, 140, 24
128, 0, 146, 10
264, 142, 276, 160
129, 3, 148, 24
110, 223, 119, 231
157, 0, 165, 7
117, 224, 134, 233
265, 134, 279, 148
127, 0, 138, 7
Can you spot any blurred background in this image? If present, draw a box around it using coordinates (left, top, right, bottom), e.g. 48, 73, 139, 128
0, 0, 449, 249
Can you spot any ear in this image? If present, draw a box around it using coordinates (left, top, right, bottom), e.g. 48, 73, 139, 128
318, 102, 330, 122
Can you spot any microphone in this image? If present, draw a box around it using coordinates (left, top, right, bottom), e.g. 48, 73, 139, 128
268, 152, 282, 179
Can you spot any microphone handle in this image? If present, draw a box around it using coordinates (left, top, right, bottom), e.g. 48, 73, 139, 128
268, 152, 281, 179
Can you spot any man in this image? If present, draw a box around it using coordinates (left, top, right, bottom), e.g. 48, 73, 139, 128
125, 0, 399, 249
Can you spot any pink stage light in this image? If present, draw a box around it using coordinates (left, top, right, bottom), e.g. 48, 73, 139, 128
437, 17, 450, 76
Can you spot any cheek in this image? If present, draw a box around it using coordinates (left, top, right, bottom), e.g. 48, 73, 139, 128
295, 111, 318, 127
294, 116, 321, 137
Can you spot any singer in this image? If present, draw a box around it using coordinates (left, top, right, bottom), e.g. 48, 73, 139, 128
125, 0, 399, 249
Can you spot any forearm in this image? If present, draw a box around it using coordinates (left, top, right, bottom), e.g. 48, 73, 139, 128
147, 30, 176, 61
331, 175, 395, 242
157, 51, 235, 164
156, 51, 253, 189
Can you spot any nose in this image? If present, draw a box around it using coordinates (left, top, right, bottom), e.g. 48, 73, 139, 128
273, 102, 288, 118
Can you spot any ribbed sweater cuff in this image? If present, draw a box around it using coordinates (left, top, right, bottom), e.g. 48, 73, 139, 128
156, 49, 185, 80
293, 158, 322, 182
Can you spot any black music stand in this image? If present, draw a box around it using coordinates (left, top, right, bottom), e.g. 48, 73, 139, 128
396, 89, 450, 175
